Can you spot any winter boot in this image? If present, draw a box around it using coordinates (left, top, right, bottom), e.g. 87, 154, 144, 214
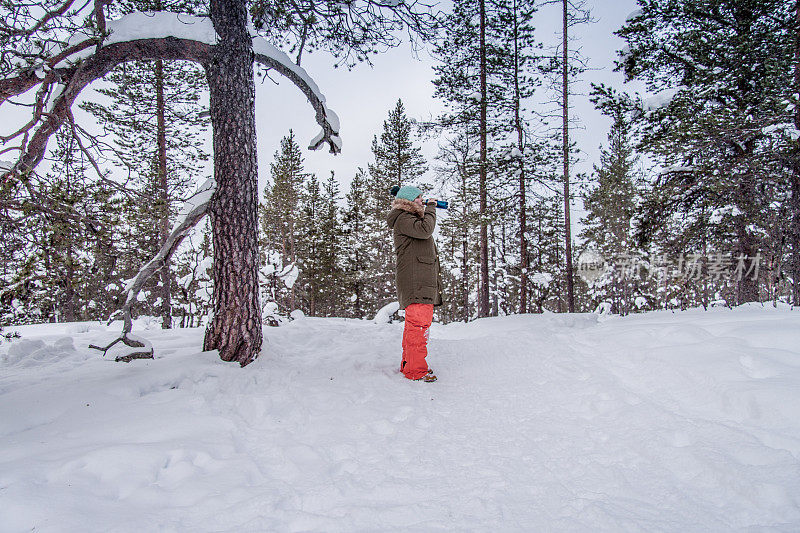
414, 371, 437, 383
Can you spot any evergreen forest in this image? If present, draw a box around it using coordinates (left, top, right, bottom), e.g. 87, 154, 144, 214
1, 0, 797, 336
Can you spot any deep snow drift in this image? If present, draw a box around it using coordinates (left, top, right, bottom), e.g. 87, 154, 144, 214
1, 305, 799, 531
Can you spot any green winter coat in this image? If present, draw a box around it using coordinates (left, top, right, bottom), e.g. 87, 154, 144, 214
386, 198, 443, 310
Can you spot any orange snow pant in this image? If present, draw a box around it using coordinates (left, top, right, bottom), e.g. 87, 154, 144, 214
401, 303, 434, 380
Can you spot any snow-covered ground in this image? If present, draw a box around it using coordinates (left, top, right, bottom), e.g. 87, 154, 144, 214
2, 305, 800, 532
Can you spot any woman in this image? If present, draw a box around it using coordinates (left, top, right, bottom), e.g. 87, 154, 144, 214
386, 185, 443, 382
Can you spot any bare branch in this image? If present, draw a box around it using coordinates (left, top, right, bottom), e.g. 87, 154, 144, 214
1, 37, 212, 182
94, 0, 108, 36
87, 183, 208, 360
88, 334, 154, 362
0, 170, 104, 232
252, 38, 341, 154
65, 110, 107, 180
0, 0, 77, 38
116, 182, 212, 335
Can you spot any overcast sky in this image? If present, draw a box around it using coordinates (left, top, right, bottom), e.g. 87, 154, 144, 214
4, 0, 643, 214
252, 0, 643, 204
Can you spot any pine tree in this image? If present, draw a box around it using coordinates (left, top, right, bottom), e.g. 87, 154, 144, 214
83, 183, 125, 322
364, 100, 428, 316
259, 130, 309, 314
369, 99, 427, 198
611, 0, 794, 304
433, 0, 551, 317
0, 191, 32, 325
523, 192, 564, 312
80, 0, 209, 328
531, 0, 592, 313
341, 168, 371, 318
40, 134, 95, 322
559, 0, 573, 312
1, 172, 39, 324
297, 173, 323, 315
489, 0, 541, 313
315, 172, 345, 316
580, 108, 645, 315
435, 132, 481, 322
432, 0, 491, 316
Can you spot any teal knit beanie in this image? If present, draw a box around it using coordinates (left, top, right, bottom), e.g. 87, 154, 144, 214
395, 185, 422, 202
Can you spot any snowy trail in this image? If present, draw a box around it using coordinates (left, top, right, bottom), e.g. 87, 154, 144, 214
1, 306, 800, 531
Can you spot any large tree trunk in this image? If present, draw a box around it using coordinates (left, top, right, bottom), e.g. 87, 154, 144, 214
562, 0, 575, 313
792, 172, 800, 306
155, 58, 172, 329
63, 245, 76, 322
512, 0, 528, 315
736, 223, 760, 303
202, 0, 262, 366
462, 231, 469, 322
792, 0, 800, 306
289, 218, 296, 311
736, 171, 760, 304
478, 0, 490, 318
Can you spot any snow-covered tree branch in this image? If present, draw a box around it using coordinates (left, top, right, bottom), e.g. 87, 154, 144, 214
2, 0, 438, 365
114, 178, 215, 336
0, 11, 342, 184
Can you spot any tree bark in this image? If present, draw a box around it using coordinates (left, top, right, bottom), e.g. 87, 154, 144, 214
512, 0, 528, 314
562, 0, 575, 313
462, 231, 469, 322
64, 244, 76, 321
491, 221, 498, 316
478, 0, 490, 318
736, 170, 760, 304
202, 0, 262, 366
2, 5, 338, 366
154, 57, 172, 329
792, 0, 800, 306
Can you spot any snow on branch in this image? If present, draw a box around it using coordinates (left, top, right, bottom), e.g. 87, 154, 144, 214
762, 123, 800, 141
252, 36, 342, 154
1, 12, 216, 104
54, 12, 219, 68
1, 35, 211, 183
658, 165, 696, 176
0, 12, 218, 183
1, 10, 341, 186
90, 178, 215, 361
643, 87, 683, 111
117, 178, 215, 335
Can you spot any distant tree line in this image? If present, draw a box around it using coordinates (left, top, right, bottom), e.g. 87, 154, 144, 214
1, 0, 797, 330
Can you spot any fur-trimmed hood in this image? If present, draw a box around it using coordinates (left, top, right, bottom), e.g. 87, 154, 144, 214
390, 197, 425, 218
